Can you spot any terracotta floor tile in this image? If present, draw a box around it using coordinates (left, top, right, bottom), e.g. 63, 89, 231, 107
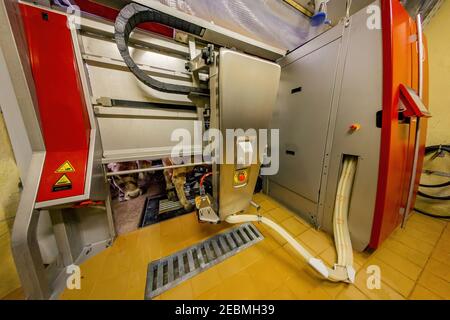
281, 217, 309, 237
418, 270, 450, 299
381, 239, 429, 268
215, 254, 248, 280
389, 230, 435, 256
424, 259, 450, 282
409, 284, 443, 300
160, 281, 194, 300
336, 285, 369, 300
354, 268, 405, 300
191, 268, 222, 298
368, 258, 416, 297
246, 255, 292, 292
264, 285, 297, 300
206, 270, 263, 300
374, 247, 423, 281
56, 194, 448, 301
88, 274, 130, 300
296, 229, 333, 255
268, 207, 292, 223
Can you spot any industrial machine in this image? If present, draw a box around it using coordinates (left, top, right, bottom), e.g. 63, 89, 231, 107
0, 0, 430, 299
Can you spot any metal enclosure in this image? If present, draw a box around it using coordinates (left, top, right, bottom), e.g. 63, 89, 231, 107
270, 37, 341, 205
216, 49, 280, 219
3, 0, 429, 300
3, 0, 283, 299
269, 3, 383, 251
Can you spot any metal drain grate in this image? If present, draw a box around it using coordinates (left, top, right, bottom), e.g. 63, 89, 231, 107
159, 198, 195, 214
144, 223, 264, 299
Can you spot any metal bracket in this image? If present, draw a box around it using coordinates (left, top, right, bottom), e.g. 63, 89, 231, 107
186, 44, 215, 73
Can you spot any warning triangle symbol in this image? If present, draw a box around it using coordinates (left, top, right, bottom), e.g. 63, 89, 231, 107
55, 161, 75, 173
54, 174, 72, 186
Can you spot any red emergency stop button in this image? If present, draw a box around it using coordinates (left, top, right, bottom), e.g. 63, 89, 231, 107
349, 123, 361, 132
234, 170, 248, 185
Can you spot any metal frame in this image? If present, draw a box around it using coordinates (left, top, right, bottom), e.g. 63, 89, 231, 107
402, 13, 425, 226
269, 22, 345, 226
4, 1, 114, 299
28, 1, 106, 209
1, 0, 48, 300
133, 0, 286, 61
4, 0, 289, 300
268, 2, 383, 251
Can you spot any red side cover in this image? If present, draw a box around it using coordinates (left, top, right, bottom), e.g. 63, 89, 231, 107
20, 5, 91, 203
370, 0, 429, 248
73, 0, 174, 38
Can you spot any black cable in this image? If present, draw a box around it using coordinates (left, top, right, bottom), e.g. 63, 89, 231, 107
423, 144, 450, 155
420, 180, 450, 188
418, 144, 450, 197
414, 145, 450, 219
114, 3, 209, 95
414, 208, 450, 220
418, 191, 450, 201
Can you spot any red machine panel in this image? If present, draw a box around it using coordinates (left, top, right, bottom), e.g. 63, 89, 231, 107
20, 4, 91, 203
370, 0, 429, 248
73, 0, 174, 38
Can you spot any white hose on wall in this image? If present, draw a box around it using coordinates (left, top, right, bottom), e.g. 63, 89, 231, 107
225, 156, 358, 283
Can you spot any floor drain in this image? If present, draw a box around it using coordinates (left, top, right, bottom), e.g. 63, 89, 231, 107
144, 223, 264, 299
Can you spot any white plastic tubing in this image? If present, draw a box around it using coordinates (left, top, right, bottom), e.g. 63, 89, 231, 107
225, 157, 358, 283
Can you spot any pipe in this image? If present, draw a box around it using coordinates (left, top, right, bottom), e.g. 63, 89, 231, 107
334, 157, 357, 269
105, 162, 209, 177
414, 207, 450, 220
403, 14, 425, 227
225, 157, 358, 283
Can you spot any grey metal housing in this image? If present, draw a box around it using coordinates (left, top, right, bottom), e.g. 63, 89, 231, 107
268, 2, 383, 252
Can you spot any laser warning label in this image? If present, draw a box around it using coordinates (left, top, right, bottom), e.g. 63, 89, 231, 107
52, 174, 72, 192
55, 161, 75, 173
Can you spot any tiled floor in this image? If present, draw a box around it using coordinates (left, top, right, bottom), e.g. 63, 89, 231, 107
59, 193, 450, 300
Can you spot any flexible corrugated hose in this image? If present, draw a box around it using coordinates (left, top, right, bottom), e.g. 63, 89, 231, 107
226, 156, 358, 283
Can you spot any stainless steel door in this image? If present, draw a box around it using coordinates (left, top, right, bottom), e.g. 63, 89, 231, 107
271, 39, 341, 204
218, 49, 281, 218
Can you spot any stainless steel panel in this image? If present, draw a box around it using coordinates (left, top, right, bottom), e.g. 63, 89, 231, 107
219, 50, 281, 131
86, 64, 194, 106
321, 4, 382, 251
0, 0, 46, 180
11, 152, 49, 300
268, 180, 318, 226
98, 116, 198, 162
0, 49, 33, 181
217, 49, 280, 219
271, 38, 341, 204
82, 26, 201, 162
79, 28, 197, 106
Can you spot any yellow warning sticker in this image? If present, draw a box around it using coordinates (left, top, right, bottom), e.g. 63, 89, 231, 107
53, 174, 72, 192
55, 174, 72, 186
55, 161, 75, 173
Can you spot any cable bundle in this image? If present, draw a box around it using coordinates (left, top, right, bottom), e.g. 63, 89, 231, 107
415, 145, 450, 219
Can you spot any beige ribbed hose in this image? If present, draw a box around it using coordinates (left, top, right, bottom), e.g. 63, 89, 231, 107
225, 157, 358, 283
